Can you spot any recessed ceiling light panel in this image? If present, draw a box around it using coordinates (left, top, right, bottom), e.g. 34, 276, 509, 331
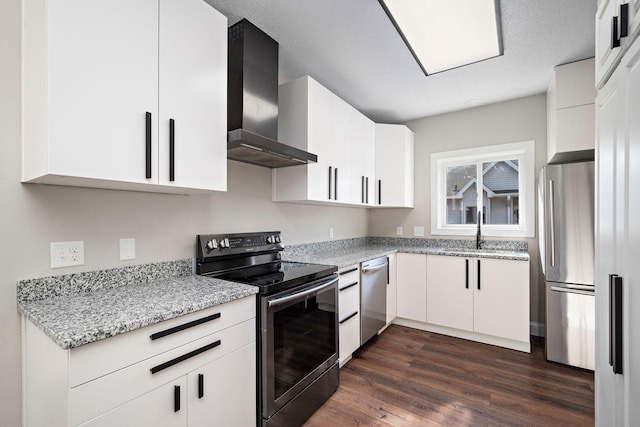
380, 0, 503, 75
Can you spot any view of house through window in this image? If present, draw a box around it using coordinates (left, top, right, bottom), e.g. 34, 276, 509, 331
446, 160, 520, 226
432, 140, 534, 238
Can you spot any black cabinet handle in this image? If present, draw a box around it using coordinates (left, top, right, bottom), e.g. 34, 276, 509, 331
339, 281, 358, 291
378, 179, 382, 205
145, 112, 152, 179
335, 168, 338, 200
150, 340, 221, 374
339, 267, 358, 275
198, 373, 204, 399
612, 15, 621, 48
328, 166, 332, 199
465, 259, 469, 289
150, 312, 221, 340
477, 259, 481, 290
366, 177, 369, 203
610, 274, 623, 375
339, 311, 358, 324
174, 385, 181, 412
621, 3, 629, 38
169, 118, 175, 182
361, 176, 365, 203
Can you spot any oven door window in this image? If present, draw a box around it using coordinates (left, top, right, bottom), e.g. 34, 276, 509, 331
265, 280, 338, 413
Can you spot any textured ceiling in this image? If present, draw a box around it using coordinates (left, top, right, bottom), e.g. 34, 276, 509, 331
205, 0, 596, 123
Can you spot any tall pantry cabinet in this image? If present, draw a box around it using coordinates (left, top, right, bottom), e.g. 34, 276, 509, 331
22, 0, 227, 194
595, 1, 640, 425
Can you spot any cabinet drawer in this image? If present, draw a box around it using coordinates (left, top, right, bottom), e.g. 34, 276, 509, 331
69, 295, 255, 387
68, 318, 255, 426
339, 309, 360, 365
338, 265, 359, 285
338, 279, 359, 315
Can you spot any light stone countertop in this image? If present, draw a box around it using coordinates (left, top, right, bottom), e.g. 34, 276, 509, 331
17, 260, 257, 350
282, 240, 530, 269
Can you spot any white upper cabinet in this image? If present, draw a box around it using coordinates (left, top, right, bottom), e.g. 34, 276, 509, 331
158, 0, 227, 191
22, 0, 227, 194
348, 103, 376, 206
274, 75, 376, 206
374, 124, 414, 207
546, 58, 596, 163
596, 0, 640, 89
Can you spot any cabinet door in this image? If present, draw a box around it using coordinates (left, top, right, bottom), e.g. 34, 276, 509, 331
426, 255, 473, 332
596, 0, 623, 88
374, 124, 414, 207
80, 377, 187, 427
188, 342, 256, 426
339, 309, 360, 366
306, 78, 336, 201
396, 253, 427, 323
622, 38, 640, 426
349, 110, 375, 205
331, 96, 354, 203
386, 254, 397, 324
158, 0, 227, 191
473, 258, 529, 343
47, 0, 158, 183
595, 67, 624, 427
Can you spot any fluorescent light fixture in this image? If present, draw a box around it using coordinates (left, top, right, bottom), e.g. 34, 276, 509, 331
380, 0, 503, 75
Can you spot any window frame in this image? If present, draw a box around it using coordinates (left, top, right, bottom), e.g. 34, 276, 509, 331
430, 140, 535, 238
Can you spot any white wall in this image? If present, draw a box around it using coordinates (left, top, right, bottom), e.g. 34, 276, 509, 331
369, 94, 548, 328
0, 1, 367, 423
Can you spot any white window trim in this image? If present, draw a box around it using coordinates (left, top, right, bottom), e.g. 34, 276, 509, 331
431, 140, 535, 238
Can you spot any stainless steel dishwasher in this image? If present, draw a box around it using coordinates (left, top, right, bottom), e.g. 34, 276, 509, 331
360, 256, 388, 345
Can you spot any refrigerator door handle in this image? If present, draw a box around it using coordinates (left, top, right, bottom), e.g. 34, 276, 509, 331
549, 180, 556, 267
549, 286, 594, 296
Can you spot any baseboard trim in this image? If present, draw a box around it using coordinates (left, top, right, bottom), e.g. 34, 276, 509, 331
530, 321, 545, 337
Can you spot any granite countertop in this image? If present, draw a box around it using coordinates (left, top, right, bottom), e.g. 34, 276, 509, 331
17, 260, 257, 350
282, 238, 530, 269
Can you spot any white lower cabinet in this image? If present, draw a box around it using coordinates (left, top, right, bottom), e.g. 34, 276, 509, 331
80, 377, 188, 427
23, 296, 256, 427
426, 255, 473, 332
425, 255, 530, 350
396, 253, 427, 323
386, 253, 397, 324
338, 265, 360, 366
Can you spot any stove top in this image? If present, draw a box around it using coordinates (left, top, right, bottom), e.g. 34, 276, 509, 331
195, 231, 337, 295
213, 261, 337, 295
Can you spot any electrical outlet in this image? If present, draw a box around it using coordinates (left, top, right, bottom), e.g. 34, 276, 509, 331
396, 226, 403, 236
120, 238, 136, 261
50, 241, 85, 269
329, 227, 334, 239
413, 226, 425, 237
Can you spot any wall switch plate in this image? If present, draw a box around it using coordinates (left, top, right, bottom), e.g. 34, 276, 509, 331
396, 226, 403, 236
329, 227, 334, 239
50, 241, 85, 269
413, 226, 425, 237
119, 238, 135, 261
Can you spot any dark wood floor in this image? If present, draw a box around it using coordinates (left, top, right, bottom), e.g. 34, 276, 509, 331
305, 325, 594, 427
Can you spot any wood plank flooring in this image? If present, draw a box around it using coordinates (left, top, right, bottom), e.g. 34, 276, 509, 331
304, 325, 594, 427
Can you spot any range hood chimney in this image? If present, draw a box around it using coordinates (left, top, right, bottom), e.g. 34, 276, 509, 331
227, 20, 317, 168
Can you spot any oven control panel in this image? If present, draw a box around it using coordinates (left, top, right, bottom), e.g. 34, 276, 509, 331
196, 231, 283, 258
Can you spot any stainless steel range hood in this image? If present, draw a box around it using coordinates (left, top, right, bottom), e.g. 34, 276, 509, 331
227, 20, 317, 168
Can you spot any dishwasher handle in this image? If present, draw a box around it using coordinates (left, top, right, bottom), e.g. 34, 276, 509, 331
361, 262, 388, 274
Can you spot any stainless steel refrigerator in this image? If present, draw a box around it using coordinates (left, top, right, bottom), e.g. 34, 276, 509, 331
538, 161, 595, 370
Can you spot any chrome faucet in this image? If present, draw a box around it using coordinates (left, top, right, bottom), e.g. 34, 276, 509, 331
476, 211, 482, 249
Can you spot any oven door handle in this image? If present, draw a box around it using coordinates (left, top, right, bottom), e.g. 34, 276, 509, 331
267, 277, 338, 308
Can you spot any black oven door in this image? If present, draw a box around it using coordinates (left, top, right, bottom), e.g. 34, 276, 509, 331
261, 274, 339, 420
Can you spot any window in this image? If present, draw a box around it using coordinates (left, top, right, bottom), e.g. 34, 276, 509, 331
431, 141, 535, 237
